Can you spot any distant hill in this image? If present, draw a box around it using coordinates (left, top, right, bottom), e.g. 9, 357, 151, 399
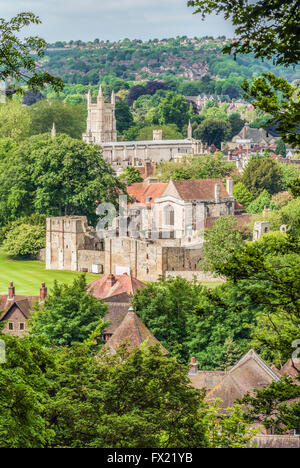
40, 37, 300, 86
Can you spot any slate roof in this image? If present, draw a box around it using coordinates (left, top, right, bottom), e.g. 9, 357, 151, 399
106, 311, 169, 355
168, 178, 230, 201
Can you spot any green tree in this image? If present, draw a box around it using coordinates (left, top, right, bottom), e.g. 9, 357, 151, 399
28, 100, 86, 139
119, 166, 143, 185
242, 157, 283, 197
228, 112, 245, 139
137, 124, 182, 141
31, 276, 108, 346
200, 216, 244, 273
215, 230, 300, 365
156, 92, 189, 130
195, 119, 231, 149
0, 134, 126, 226
188, 1, 300, 146
0, 12, 63, 93
233, 182, 253, 208
246, 190, 276, 214
203, 400, 258, 448
46, 342, 208, 448
133, 277, 204, 362
115, 100, 134, 134
288, 176, 300, 198
0, 334, 55, 448
2, 223, 45, 257
276, 139, 287, 158
240, 377, 300, 435
158, 154, 234, 182
0, 101, 31, 140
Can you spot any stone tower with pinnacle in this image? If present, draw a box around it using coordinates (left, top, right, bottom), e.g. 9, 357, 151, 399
83, 86, 117, 144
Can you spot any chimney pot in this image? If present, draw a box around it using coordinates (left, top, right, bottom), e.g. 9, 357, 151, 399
40, 283, 47, 302
8, 282, 15, 300
189, 356, 199, 375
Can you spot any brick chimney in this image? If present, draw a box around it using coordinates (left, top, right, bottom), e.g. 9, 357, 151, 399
39, 283, 47, 303
188, 357, 199, 375
8, 282, 15, 301
145, 161, 152, 178
106, 274, 116, 288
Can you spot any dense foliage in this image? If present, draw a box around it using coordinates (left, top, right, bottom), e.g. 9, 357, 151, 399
0, 134, 126, 226
31, 276, 108, 346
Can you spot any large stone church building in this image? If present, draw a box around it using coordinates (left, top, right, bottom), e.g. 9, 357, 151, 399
82, 86, 204, 167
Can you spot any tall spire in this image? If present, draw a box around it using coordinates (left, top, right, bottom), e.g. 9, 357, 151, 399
111, 90, 115, 105
51, 122, 56, 139
87, 89, 91, 105
187, 120, 192, 140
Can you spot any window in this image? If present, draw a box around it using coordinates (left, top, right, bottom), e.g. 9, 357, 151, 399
9, 323, 13, 330
20, 323, 25, 331
164, 205, 175, 226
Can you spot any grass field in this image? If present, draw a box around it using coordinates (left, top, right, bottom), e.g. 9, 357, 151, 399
0, 250, 97, 295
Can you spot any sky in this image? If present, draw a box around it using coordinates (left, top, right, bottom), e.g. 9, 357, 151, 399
0, 0, 234, 43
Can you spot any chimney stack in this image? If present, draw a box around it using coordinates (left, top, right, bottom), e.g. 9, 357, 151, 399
106, 274, 116, 288
214, 183, 221, 203
188, 357, 199, 375
40, 283, 47, 303
226, 177, 234, 197
8, 282, 15, 301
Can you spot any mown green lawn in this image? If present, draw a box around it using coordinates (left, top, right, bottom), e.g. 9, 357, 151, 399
0, 250, 97, 296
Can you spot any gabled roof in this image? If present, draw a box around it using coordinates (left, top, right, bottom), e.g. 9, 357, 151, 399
280, 358, 300, 382
106, 311, 169, 355
127, 181, 167, 207
162, 178, 230, 201
205, 350, 281, 409
87, 273, 146, 302
103, 302, 130, 335
0, 297, 37, 321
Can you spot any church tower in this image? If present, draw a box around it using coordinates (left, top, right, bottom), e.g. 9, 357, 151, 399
83, 86, 117, 144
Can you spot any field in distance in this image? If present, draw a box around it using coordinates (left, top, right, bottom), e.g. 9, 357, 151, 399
0, 250, 97, 296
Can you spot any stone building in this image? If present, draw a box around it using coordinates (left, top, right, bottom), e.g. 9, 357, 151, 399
45, 178, 235, 282
0, 282, 47, 337
82, 86, 204, 167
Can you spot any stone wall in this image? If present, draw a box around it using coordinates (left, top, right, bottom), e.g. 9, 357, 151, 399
78, 250, 105, 273
165, 270, 225, 283
252, 435, 300, 449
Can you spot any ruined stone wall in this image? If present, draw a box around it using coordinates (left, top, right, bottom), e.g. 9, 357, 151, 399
78, 250, 105, 273
165, 270, 225, 283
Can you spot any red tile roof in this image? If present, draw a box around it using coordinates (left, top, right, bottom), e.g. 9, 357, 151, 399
127, 181, 167, 207
87, 273, 146, 302
171, 178, 230, 201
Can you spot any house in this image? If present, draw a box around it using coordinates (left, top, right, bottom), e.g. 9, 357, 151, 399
87, 273, 146, 341
105, 308, 168, 355
189, 350, 282, 410
0, 282, 47, 337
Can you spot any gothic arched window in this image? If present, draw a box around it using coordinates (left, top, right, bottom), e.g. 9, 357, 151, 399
164, 205, 175, 227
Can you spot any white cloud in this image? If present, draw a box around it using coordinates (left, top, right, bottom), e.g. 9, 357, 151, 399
0, 0, 234, 42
